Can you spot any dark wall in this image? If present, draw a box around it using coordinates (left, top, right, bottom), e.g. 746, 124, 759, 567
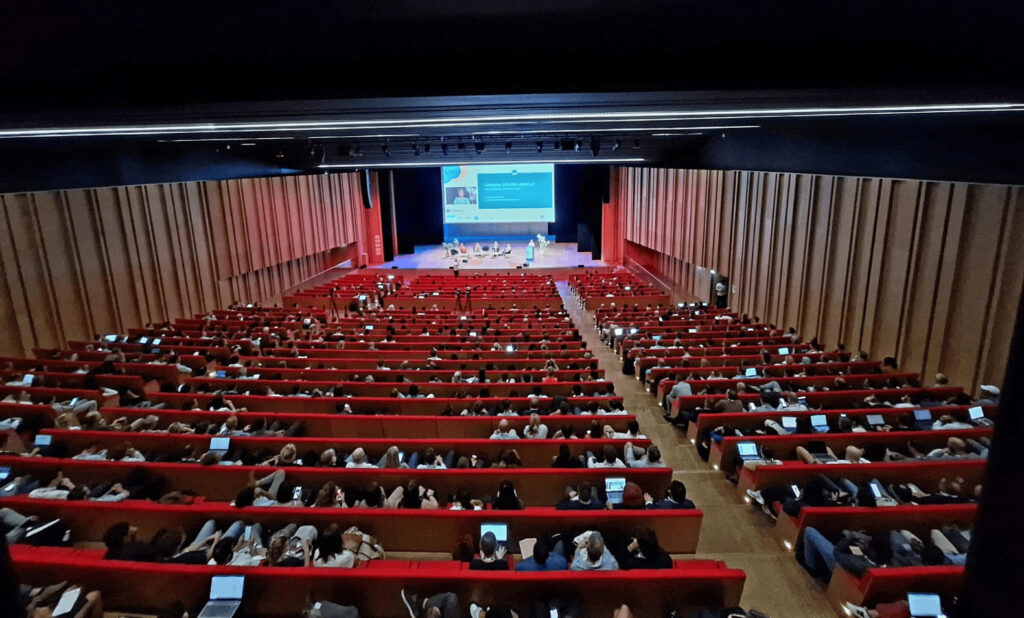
689, 117, 1024, 185
392, 168, 444, 254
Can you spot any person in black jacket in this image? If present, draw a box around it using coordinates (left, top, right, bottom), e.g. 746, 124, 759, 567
615, 528, 672, 570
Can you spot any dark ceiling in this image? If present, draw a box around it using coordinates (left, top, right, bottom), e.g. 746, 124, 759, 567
0, 1, 1022, 191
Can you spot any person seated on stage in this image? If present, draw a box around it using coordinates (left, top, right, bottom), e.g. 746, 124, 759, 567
473, 242, 483, 254
459, 243, 468, 253
491, 241, 500, 253
504, 243, 512, 254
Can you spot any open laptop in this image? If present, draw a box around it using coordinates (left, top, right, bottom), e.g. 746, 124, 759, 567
778, 347, 790, 355
209, 437, 230, 456
913, 409, 933, 431
866, 414, 886, 429
810, 414, 830, 433
806, 440, 836, 462
907, 592, 944, 618
605, 477, 627, 504
968, 406, 993, 427
480, 522, 508, 549
33, 434, 52, 448
744, 367, 758, 378
736, 441, 761, 463
198, 575, 245, 618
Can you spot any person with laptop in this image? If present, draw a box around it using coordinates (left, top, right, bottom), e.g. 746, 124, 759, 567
468, 531, 508, 570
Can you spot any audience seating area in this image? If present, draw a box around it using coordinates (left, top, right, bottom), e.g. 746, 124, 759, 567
0, 272, 747, 617
597, 301, 997, 616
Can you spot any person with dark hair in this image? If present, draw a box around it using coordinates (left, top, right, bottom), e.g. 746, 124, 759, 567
386, 480, 440, 509
586, 444, 625, 468
101, 522, 171, 562
645, 480, 695, 509
514, 540, 568, 571
313, 523, 356, 568
493, 480, 523, 510
555, 483, 605, 510
551, 444, 584, 468
616, 528, 671, 570
469, 531, 508, 570
624, 443, 664, 467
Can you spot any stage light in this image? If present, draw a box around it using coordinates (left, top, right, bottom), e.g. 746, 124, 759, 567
475, 140, 485, 154
381, 143, 390, 156
536, 141, 543, 153
612, 139, 620, 152
505, 141, 512, 153
590, 137, 600, 156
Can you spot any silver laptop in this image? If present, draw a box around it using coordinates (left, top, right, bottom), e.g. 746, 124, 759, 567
866, 414, 886, 428
198, 575, 245, 618
780, 416, 797, 433
907, 592, 944, 618
209, 437, 231, 456
605, 477, 627, 504
968, 406, 993, 427
736, 441, 761, 462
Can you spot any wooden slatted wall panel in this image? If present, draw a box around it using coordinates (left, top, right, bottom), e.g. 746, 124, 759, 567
613, 167, 1024, 391
0, 173, 368, 356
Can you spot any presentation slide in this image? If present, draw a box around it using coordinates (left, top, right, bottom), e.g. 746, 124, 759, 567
441, 163, 555, 223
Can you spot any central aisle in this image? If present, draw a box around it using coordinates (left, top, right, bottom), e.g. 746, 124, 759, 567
555, 282, 834, 617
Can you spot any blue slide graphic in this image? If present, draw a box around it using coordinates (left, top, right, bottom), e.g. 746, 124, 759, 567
477, 172, 553, 209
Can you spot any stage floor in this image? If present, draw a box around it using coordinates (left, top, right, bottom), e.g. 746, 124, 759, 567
373, 242, 605, 270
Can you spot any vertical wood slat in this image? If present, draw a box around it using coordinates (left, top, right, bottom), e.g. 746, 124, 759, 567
0, 173, 367, 357
616, 167, 1024, 392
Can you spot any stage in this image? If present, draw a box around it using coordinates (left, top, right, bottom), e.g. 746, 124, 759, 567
372, 242, 606, 270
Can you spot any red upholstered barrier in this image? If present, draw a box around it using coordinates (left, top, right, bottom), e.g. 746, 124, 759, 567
826, 564, 964, 612
8, 545, 745, 617
0, 455, 673, 504
0, 496, 703, 553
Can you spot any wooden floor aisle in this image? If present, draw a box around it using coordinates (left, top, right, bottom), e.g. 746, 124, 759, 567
556, 282, 836, 617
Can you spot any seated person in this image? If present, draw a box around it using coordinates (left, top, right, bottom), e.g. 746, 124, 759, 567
399, 589, 462, 618
514, 540, 568, 571
624, 443, 665, 467
570, 531, 619, 570
555, 482, 606, 510
612, 528, 672, 570
489, 419, 520, 440
644, 480, 695, 509
586, 444, 625, 468
469, 531, 509, 570
492, 480, 523, 510
385, 480, 440, 509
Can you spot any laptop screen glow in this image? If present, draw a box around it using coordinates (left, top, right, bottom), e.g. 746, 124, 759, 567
605, 477, 626, 502
968, 406, 984, 420
778, 347, 790, 355
480, 522, 508, 543
781, 416, 797, 429
810, 415, 827, 427
209, 437, 230, 452
737, 442, 758, 457
907, 592, 942, 617
913, 409, 932, 421
210, 575, 244, 601
866, 414, 885, 426
744, 367, 757, 377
